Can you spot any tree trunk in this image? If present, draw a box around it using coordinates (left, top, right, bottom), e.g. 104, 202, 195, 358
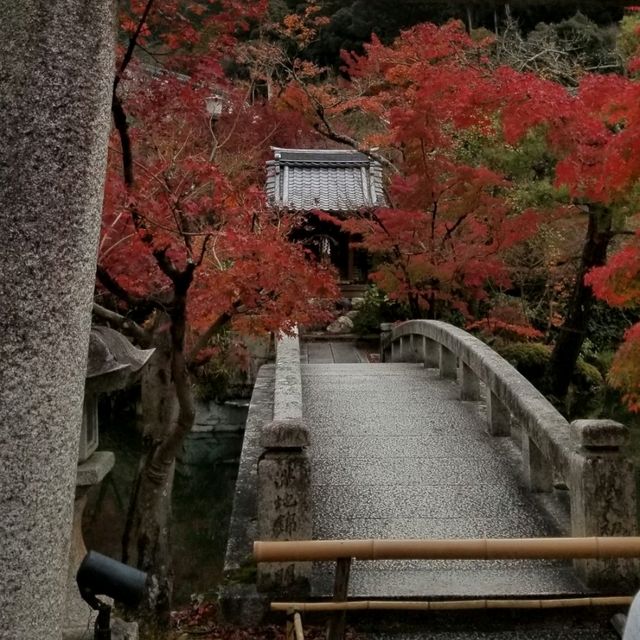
123, 448, 175, 629
408, 292, 421, 318
548, 205, 613, 399
123, 322, 176, 629
122, 278, 196, 630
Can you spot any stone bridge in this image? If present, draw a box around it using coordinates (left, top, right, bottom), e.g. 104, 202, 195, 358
222, 321, 638, 636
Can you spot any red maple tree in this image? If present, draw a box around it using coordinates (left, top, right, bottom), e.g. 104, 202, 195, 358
586, 235, 640, 411
490, 67, 640, 397
282, 23, 543, 320
280, 17, 640, 400
95, 1, 337, 622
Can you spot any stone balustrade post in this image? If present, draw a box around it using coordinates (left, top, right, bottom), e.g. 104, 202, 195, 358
424, 338, 439, 368
417, 336, 427, 363
404, 334, 422, 363
510, 419, 524, 451
400, 335, 411, 361
460, 363, 480, 401
390, 339, 398, 362
439, 345, 457, 379
379, 323, 392, 362
407, 335, 415, 361
568, 420, 638, 589
487, 391, 510, 436
523, 436, 553, 493
257, 420, 311, 595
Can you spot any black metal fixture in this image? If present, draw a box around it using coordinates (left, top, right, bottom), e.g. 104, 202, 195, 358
76, 551, 147, 640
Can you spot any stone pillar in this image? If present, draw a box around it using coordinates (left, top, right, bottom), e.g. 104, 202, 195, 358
0, 4, 114, 639
257, 420, 311, 595
379, 323, 392, 362
487, 391, 510, 436
568, 420, 638, 589
523, 436, 553, 493
439, 345, 457, 379
510, 419, 524, 451
400, 335, 411, 361
417, 336, 427, 363
460, 363, 480, 401
405, 334, 424, 363
424, 338, 439, 368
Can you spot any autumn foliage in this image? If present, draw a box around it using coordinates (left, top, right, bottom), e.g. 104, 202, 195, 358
101, 68, 336, 342
95, 5, 640, 616
288, 23, 544, 319
96, 0, 339, 621
276, 17, 640, 404
586, 235, 640, 411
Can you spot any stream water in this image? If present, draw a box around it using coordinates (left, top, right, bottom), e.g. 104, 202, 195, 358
83, 396, 245, 604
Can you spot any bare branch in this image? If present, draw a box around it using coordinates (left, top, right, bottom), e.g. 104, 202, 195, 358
186, 305, 238, 367
284, 63, 399, 174
92, 302, 152, 346
112, 93, 134, 186
96, 265, 162, 314
115, 0, 157, 90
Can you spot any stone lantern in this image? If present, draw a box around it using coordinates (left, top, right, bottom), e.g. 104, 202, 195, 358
205, 93, 225, 120
64, 326, 154, 640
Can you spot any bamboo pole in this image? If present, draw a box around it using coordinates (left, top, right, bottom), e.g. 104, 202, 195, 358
286, 611, 294, 640
254, 537, 640, 562
271, 596, 633, 613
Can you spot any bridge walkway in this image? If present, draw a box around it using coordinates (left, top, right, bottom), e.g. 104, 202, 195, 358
302, 348, 585, 600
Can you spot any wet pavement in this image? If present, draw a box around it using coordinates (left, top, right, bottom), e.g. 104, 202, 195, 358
301, 362, 586, 599
287, 342, 629, 637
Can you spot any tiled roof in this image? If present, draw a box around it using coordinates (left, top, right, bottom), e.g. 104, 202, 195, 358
265, 147, 385, 212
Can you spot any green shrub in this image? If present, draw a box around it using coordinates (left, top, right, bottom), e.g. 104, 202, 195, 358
352, 285, 408, 335
496, 341, 604, 417
497, 342, 551, 383
192, 331, 250, 402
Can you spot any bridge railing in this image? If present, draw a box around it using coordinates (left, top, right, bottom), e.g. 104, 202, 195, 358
256, 328, 312, 595
255, 537, 640, 640
380, 320, 638, 587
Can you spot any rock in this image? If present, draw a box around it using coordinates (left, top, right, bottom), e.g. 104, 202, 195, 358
351, 297, 365, 310
112, 618, 139, 640
345, 310, 359, 320
327, 316, 354, 334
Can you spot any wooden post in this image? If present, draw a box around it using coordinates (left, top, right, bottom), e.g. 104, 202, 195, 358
347, 245, 355, 282
326, 557, 352, 640
286, 609, 295, 640
294, 612, 305, 640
